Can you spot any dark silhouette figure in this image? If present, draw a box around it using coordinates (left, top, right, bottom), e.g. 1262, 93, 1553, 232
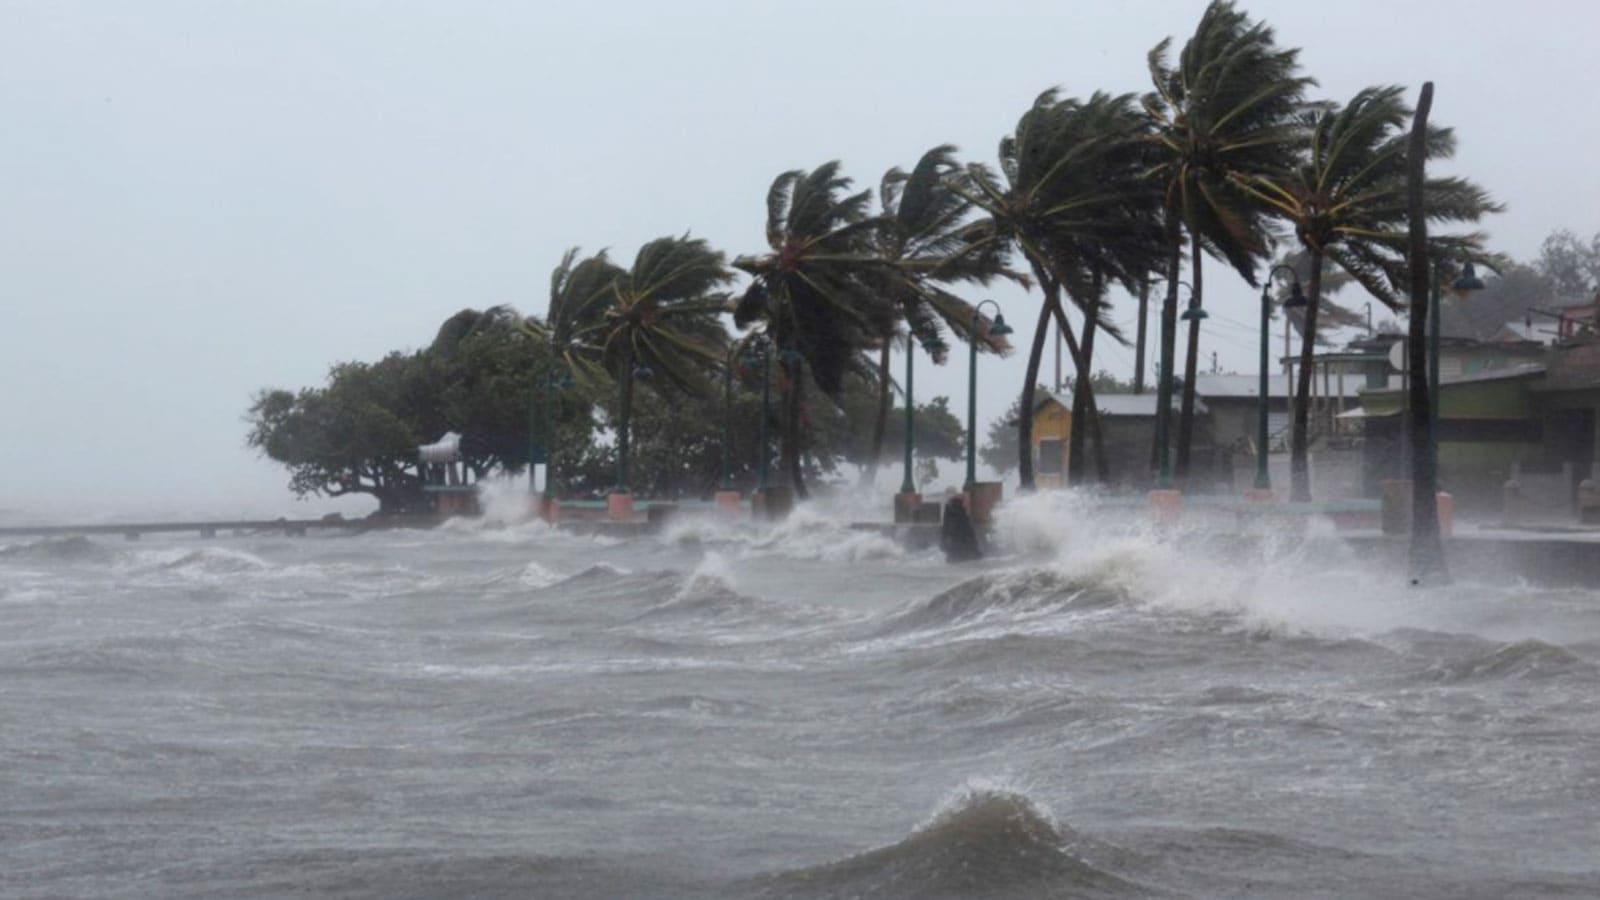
941, 497, 983, 562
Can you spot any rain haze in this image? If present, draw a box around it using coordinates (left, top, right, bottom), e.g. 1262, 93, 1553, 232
3, 0, 1597, 518
9, 5, 1600, 898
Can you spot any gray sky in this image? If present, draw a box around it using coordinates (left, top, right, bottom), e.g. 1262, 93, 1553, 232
3, 0, 1596, 518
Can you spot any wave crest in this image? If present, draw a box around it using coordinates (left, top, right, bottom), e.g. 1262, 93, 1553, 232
755, 783, 1133, 898
1428, 639, 1594, 683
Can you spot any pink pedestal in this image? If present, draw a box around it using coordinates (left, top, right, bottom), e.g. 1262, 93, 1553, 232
713, 490, 743, 518
1437, 491, 1454, 538
1243, 488, 1276, 503
893, 492, 922, 524
538, 496, 560, 523
1147, 489, 1182, 525
607, 492, 634, 521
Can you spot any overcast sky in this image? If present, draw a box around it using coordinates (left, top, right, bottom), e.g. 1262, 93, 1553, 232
3, 0, 1596, 519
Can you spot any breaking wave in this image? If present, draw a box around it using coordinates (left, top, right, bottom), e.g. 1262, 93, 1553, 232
753, 782, 1136, 899
1425, 638, 1595, 683
0, 535, 115, 564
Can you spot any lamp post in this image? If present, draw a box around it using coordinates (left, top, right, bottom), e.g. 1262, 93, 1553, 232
1152, 279, 1192, 489
1426, 259, 1486, 483
1257, 267, 1307, 492
965, 301, 1014, 490
720, 346, 737, 492
615, 361, 654, 493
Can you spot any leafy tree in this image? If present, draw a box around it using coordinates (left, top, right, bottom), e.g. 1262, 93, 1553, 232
248, 308, 605, 512
1236, 85, 1499, 500
734, 163, 898, 499
1145, 0, 1313, 479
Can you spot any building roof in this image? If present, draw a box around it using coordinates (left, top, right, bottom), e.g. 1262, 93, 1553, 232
1037, 390, 1204, 417
418, 432, 463, 463
1192, 372, 1365, 401
1360, 363, 1547, 398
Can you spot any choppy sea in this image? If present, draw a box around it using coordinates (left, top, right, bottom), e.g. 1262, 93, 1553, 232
4, 491, 1598, 899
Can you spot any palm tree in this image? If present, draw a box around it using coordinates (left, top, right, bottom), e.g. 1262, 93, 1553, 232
860, 144, 1015, 485
1234, 85, 1500, 500
1144, 0, 1313, 481
733, 163, 898, 499
953, 90, 1163, 489
521, 248, 627, 497
528, 239, 733, 494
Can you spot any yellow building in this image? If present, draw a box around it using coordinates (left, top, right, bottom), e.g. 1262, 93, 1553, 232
1032, 391, 1073, 489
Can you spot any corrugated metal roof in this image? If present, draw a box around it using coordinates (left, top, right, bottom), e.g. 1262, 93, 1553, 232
1194, 372, 1366, 400
1037, 390, 1205, 417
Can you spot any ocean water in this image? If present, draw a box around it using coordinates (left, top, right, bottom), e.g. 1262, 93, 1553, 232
3, 492, 1599, 899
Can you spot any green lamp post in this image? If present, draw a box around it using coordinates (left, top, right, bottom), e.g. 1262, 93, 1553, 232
1258, 267, 1307, 491
615, 362, 653, 494
964, 301, 1014, 490
1152, 279, 1192, 489
1426, 259, 1486, 480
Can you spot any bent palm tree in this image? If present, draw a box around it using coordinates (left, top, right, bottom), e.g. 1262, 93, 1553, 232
1235, 85, 1500, 500
861, 144, 1016, 485
591, 236, 733, 492
733, 162, 897, 499
1145, 0, 1313, 480
953, 90, 1163, 489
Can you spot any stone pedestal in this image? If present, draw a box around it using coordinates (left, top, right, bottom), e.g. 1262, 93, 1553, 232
1147, 488, 1182, 525
606, 492, 634, 521
893, 491, 922, 524
964, 482, 1003, 526
1243, 488, 1275, 503
752, 485, 794, 521
713, 490, 743, 519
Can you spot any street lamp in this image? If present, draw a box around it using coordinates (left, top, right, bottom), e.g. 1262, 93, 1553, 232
900, 331, 949, 495
965, 301, 1013, 490
1426, 258, 1486, 481
720, 345, 739, 492
1258, 266, 1307, 491
615, 362, 654, 494
1151, 278, 1192, 489
744, 337, 773, 492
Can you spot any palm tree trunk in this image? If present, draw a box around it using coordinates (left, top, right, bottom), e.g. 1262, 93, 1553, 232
1290, 248, 1326, 502
1176, 231, 1203, 480
616, 354, 636, 493
1042, 287, 1105, 487
1017, 267, 1058, 491
781, 356, 809, 500
862, 342, 892, 485
1133, 277, 1150, 394
1407, 81, 1445, 582
1066, 274, 1102, 485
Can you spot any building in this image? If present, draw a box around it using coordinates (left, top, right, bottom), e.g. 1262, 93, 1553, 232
1030, 390, 1198, 489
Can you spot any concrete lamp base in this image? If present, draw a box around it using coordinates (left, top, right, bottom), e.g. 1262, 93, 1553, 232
1147, 489, 1182, 525
713, 490, 743, 519
606, 492, 634, 522
893, 492, 922, 524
